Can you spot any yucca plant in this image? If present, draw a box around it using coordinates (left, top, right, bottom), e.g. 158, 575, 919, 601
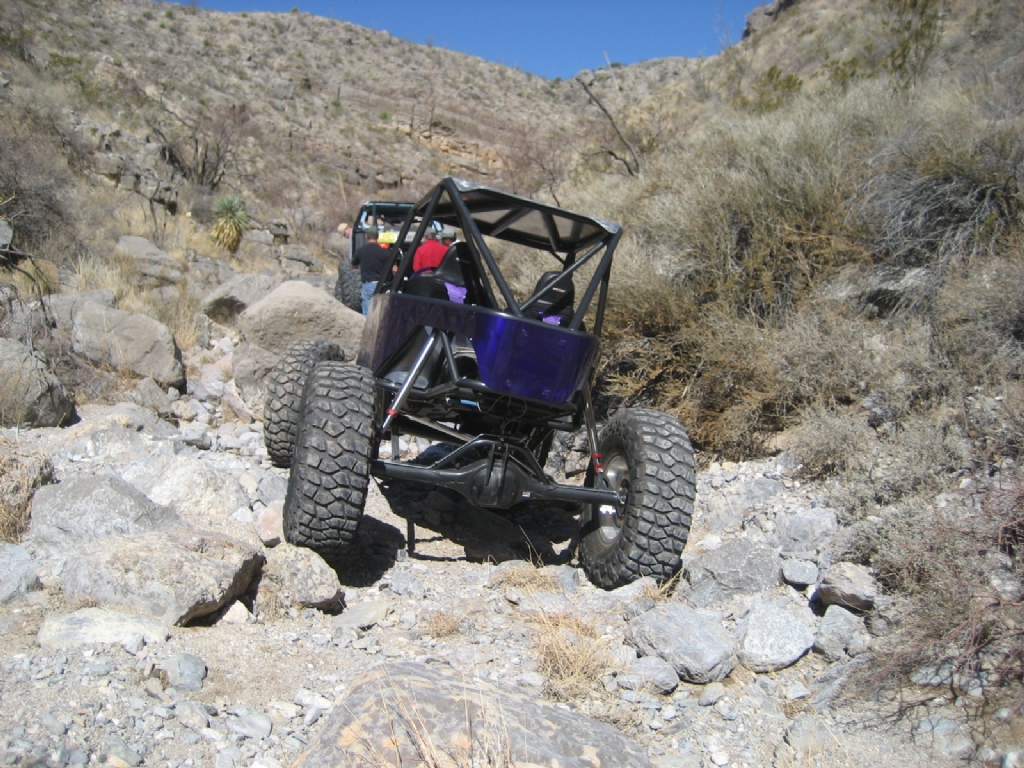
211, 195, 250, 253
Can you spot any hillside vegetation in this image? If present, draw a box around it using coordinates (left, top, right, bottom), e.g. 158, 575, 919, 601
3, 0, 1024, 728
567, 0, 1024, 720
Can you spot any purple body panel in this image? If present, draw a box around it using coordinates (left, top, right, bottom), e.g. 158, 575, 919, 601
357, 293, 599, 404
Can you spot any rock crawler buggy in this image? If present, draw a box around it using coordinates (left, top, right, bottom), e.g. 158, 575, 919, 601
265, 178, 695, 589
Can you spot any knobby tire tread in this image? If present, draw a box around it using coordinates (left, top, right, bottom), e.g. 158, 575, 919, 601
283, 361, 374, 556
334, 264, 362, 313
580, 408, 695, 590
263, 339, 344, 468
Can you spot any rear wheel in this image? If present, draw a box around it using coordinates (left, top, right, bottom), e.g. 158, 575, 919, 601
334, 263, 362, 313
283, 361, 375, 556
579, 408, 695, 590
263, 339, 344, 468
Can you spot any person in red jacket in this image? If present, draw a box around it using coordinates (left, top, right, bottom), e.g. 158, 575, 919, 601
413, 228, 448, 273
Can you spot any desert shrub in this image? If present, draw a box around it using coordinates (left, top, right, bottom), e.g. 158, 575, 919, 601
530, 611, 611, 701
422, 609, 462, 639
211, 195, 250, 253
0, 439, 53, 542
0, 108, 74, 255
855, 104, 1023, 299
487, 563, 559, 593
850, 474, 1024, 717
789, 405, 876, 480
933, 255, 1024, 384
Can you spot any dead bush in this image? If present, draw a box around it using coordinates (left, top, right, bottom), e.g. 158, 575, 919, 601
0, 108, 74, 255
488, 563, 559, 593
850, 475, 1024, 718
423, 609, 463, 639
530, 611, 612, 701
934, 255, 1024, 385
856, 116, 1023, 298
0, 438, 54, 542
829, 410, 969, 518
790, 405, 876, 481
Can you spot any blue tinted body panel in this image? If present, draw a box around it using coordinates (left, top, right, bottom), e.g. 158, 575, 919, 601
358, 293, 598, 405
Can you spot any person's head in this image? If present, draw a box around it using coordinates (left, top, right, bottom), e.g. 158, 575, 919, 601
423, 229, 437, 241
440, 228, 456, 244
365, 226, 379, 241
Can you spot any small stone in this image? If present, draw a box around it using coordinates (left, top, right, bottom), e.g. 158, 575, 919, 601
227, 711, 273, 740
787, 682, 811, 700
332, 601, 390, 631
40, 711, 67, 736
699, 682, 726, 707
817, 562, 878, 610
159, 654, 207, 692
122, 634, 146, 656
175, 701, 211, 731
302, 707, 322, 728
293, 688, 333, 711
782, 559, 819, 588
220, 602, 252, 625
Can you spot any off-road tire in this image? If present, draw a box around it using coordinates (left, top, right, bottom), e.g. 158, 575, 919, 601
283, 361, 375, 556
263, 339, 344, 468
579, 408, 695, 590
334, 264, 362, 313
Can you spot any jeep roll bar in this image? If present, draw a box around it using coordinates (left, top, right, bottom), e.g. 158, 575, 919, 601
374, 178, 622, 335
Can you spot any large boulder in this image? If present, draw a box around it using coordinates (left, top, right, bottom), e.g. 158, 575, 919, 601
28, 474, 182, 557
777, 505, 838, 557
62, 529, 262, 625
232, 341, 279, 413
685, 538, 780, 608
42, 289, 117, 331
120, 454, 254, 544
294, 661, 651, 768
737, 597, 816, 673
255, 544, 344, 615
237, 280, 363, 357
0, 544, 41, 603
199, 274, 285, 325
114, 236, 183, 288
814, 605, 871, 661
627, 603, 737, 684
0, 339, 75, 427
698, 475, 785, 532
71, 302, 185, 388
278, 244, 321, 274
187, 257, 236, 293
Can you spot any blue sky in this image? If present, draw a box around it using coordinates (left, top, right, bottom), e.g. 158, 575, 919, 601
188, 0, 763, 80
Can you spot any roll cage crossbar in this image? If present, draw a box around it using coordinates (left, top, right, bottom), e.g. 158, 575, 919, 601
372, 177, 622, 335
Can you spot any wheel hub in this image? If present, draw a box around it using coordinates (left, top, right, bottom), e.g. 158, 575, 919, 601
596, 453, 629, 544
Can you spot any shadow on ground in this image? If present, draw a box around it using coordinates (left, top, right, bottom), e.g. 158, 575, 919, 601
377, 476, 580, 567
325, 443, 583, 587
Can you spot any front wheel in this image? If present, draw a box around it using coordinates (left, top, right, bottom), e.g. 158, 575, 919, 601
579, 408, 695, 590
283, 361, 376, 557
263, 339, 345, 468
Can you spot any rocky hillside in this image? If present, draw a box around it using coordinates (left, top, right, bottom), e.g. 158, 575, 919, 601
1, 0, 592, 218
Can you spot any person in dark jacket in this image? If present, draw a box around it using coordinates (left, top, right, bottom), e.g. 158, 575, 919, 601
351, 227, 391, 314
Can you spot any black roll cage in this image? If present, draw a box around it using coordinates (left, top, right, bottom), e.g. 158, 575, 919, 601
371, 177, 622, 335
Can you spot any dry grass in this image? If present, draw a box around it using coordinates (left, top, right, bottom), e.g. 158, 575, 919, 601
0, 439, 54, 542
488, 563, 560, 593
341, 667, 516, 768
844, 474, 1024, 719
422, 609, 463, 639
530, 610, 612, 702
